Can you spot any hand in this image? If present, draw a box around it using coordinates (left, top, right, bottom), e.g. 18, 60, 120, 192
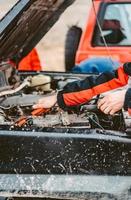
97, 90, 126, 115
33, 93, 57, 109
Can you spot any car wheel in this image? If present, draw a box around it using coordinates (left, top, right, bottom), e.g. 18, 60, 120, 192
65, 25, 82, 71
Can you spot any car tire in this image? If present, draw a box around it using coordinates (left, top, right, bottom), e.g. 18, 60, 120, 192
65, 25, 82, 71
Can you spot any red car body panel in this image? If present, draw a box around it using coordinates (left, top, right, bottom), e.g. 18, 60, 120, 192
76, 0, 131, 65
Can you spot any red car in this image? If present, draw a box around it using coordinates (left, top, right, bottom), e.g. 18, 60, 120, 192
65, 0, 131, 70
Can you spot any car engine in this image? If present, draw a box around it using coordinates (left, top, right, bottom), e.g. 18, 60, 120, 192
0, 62, 128, 134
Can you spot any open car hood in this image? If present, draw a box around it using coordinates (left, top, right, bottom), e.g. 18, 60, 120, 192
0, 0, 75, 64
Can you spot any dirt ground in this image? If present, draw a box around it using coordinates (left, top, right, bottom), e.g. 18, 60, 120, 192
37, 0, 91, 71
1, 0, 91, 71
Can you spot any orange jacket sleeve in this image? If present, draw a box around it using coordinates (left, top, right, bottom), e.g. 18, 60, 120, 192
57, 64, 130, 110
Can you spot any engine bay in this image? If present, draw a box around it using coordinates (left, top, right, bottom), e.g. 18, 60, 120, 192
0, 62, 129, 134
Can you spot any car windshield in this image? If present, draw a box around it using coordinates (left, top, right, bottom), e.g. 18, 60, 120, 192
102, 3, 131, 45
93, 3, 131, 46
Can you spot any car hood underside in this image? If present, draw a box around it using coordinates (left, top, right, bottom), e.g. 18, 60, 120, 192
0, 0, 76, 63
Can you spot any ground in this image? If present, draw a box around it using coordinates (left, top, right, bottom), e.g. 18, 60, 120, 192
1, 0, 91, 71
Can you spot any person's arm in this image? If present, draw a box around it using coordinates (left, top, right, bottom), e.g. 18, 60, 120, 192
33, 64, 130, 110
57, 65, 128, 110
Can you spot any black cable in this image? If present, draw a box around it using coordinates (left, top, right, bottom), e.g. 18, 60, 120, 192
91, 0, 115, 67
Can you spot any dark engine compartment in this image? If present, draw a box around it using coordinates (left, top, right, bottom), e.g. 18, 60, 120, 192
0, 62, 127, 133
